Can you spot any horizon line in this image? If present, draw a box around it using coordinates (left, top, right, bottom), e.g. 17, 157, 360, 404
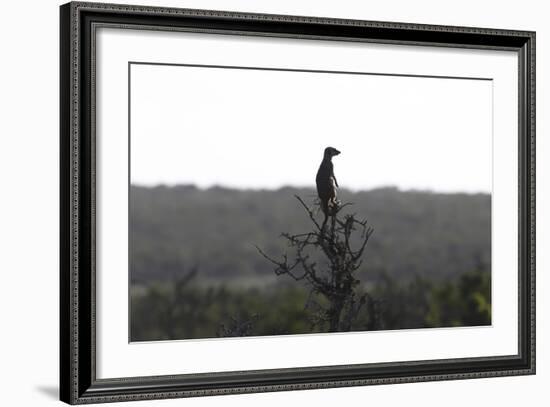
130, 182, 491, 195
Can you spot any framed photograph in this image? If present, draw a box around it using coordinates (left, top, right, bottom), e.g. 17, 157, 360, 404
60, 1, 535, 404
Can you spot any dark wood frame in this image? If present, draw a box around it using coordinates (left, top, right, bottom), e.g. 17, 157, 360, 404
60, 1, 536, 404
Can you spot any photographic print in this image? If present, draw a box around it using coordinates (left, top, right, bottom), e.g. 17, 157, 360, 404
129, 62, 492, 342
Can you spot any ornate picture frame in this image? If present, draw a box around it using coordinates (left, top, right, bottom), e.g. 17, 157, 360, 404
60, 2, 535, 404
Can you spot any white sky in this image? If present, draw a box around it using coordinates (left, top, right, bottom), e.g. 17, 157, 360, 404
130, 64, 492, 193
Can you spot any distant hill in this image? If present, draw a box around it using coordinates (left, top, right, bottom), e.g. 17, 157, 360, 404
130, 185, 490, 285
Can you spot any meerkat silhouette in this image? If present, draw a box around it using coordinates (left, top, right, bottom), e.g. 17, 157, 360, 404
315, 147, 341, 228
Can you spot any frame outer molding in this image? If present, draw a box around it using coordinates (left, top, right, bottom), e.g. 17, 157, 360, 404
60, 1, 535, 404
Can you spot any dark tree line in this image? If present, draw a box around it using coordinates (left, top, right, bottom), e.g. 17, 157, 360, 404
130, 185, 491, 285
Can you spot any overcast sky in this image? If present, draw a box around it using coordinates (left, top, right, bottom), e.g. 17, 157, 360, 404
130, 63, 492, 193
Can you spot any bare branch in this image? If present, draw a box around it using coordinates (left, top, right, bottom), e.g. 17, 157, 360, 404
256, 195, 375, 332
294, 195, 322, 232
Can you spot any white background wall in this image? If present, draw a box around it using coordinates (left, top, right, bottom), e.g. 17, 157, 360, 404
0, 0, 546, 405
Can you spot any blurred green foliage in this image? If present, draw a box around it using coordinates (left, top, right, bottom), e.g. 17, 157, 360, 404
131, 282, 317, 341
130, 267, 491, 341
425, 268, 491, 327
371, 265, 491, 331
